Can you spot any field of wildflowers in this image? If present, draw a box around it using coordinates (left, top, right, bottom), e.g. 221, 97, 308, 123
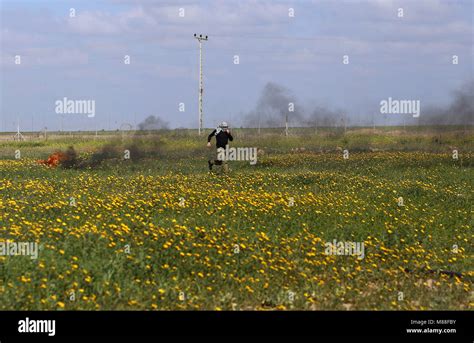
0, 128, 472, 310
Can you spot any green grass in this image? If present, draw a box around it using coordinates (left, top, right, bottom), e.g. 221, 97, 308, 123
0, 127, 472, 310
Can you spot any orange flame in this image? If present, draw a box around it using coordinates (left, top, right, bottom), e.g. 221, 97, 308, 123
37, 152, 67, 167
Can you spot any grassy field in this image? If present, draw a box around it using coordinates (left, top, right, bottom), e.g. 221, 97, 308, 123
0, 127, 472, 310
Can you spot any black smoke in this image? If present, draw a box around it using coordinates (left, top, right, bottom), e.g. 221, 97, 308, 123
420, 80, 474, 126
244, 81, 473, 128
137, 115, 169, 131
244, 82, 304, 128
305, 106, 346, 128
244, 82, 345, 128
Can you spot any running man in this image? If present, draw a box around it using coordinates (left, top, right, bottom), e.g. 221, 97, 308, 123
207, 121, 233, 172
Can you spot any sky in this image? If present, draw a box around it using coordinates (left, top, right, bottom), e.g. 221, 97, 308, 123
0, 0, 472, 131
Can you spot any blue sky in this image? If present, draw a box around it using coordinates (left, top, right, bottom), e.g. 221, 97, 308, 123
0, 0, 472, 131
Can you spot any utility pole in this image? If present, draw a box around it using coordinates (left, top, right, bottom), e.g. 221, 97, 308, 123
372, 111, 375, 133
194, 33, 208, 135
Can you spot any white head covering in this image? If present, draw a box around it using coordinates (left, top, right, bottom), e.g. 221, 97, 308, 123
215, 121, 229, 135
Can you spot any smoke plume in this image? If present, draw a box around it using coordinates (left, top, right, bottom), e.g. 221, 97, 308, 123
244, 82, 345, 128
137, 115, 169, 131
244, 82, 304, 128
421, 80, 474, 126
